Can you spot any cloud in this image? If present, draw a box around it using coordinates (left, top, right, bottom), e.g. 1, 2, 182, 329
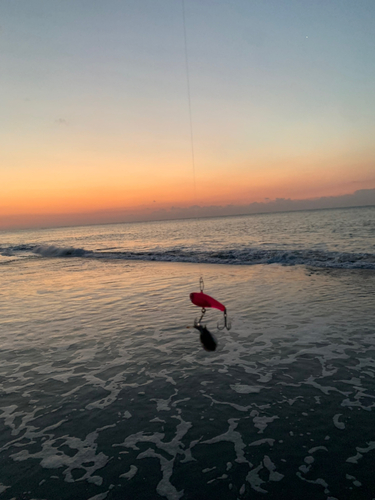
146, 188, 375, 220
55, 118, 68, 125
1, 188, 374, 231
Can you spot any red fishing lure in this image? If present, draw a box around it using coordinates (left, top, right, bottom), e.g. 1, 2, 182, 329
190, 292, 226, 312
189, 279, 230, 332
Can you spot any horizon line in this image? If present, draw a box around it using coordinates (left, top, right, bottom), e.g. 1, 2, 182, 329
2, 203, 374, 234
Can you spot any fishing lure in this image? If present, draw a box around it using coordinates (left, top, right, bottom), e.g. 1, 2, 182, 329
190, 278, 231, 351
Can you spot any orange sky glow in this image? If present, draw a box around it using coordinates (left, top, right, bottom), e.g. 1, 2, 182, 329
1, 1, 375, 230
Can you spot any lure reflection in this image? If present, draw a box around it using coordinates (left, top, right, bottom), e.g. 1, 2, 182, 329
193, 321, 217, 352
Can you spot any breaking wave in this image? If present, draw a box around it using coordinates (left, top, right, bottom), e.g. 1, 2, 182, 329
2, 244, 375, 269
33, 245, 88, 258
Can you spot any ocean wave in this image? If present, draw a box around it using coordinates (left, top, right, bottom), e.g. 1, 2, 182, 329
33, 245, 89, 258
1, 244, 375, 269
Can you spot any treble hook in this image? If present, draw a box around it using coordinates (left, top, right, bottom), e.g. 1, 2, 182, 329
217, 309, 231, 331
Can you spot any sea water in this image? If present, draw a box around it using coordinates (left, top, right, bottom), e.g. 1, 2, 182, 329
0, 206, 374, 499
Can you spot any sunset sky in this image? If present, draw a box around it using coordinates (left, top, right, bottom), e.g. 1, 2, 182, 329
2, 0, 375, 229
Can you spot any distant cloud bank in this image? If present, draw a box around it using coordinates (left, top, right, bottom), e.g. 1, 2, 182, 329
1, 188, 374, 230
148, 188, 375, 221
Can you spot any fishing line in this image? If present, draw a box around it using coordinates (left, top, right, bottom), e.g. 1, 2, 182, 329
182, 0, 206, 320
182, 0, 197, 204
182, 0, 202, 286
181, 2, 232, 346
